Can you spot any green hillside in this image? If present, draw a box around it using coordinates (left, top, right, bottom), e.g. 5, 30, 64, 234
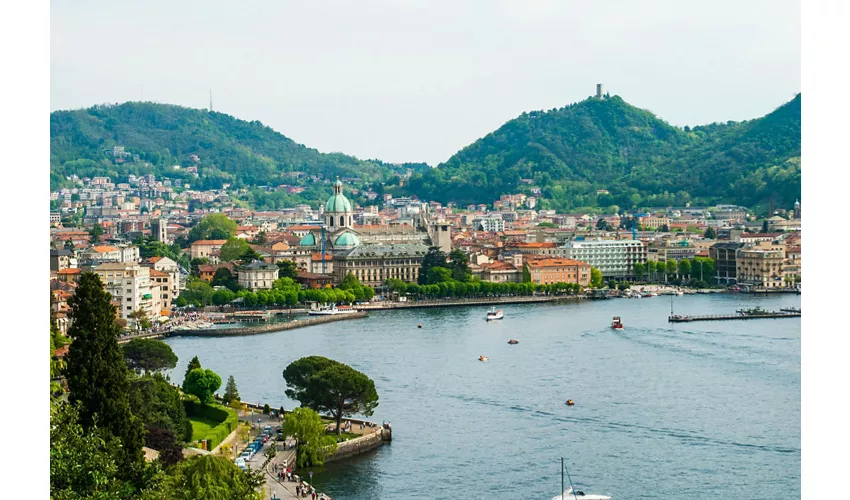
407, 94, 801, 211
49, 102, 418, 197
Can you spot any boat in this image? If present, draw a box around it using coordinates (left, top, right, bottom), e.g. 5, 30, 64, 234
197, 322, 214, 329
675, 290, 684, 296
736, 305, 767, 316
611, 316, 623, 329
780, 307, 801, 313
308, 305, 358, 316
553, 458, 611, 500
418, 323, 422, 328
485, 307, 504, 321
478, 356, 489, 362
565, 399, 574, 406
507, 339, 519, 344
631, 292, 642, 299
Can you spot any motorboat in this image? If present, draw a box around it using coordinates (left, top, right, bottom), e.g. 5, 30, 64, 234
486, 307, 504, 321
478, 356, 489, 362
611, 316, 623, 330
308, 305, 358, 316
507, 339, 519, 345
631, 292, 642, 299
197, 322, 214, 329
565, 399, 574, 406
553, 487, 612, 500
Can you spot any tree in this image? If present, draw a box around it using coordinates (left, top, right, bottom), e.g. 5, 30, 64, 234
64, 239, 75, 252
762, 220, 769, 233
276, 259, 299, 279
65, 272, 145, 480
223, 375, 240, 405
281, 407, 338, 468
184, 355, 202, 382
220, 238, 253, 262
283, 356, 379, 435
418, 246, 447, 285
128, 373, 193, 443
448, 249, 472, 282
590, 267, 603, 288
425, 266, 452, 285
183, 368, 222, 404
677, 259, 691, 279
123, 338, 178, 375
187, 213, 238, 243
88, 223, 105, 243
146, 454, 263, 500
251, 231, 267, 245
144, 425, 184, 467
633, 263, 646, 280
50, 401, 134, 499
666, 259, 678, 276
703, 227, 717, 239
660, 224, 670, 232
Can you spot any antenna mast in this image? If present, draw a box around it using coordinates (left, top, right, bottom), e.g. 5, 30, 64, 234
209, 89, 213, 112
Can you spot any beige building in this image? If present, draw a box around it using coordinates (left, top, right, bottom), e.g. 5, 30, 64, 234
190, 239, 228, 259
149, 269, 172, 313
333, 243, 428, 287
93, 262, 156, 320
736, 247, 786, 288
638, 216, 670, 229
237, 260, 279, 291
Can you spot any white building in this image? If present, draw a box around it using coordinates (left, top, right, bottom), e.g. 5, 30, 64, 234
93, 262, 156, 320
560, 239, 647, 278
237, 260, 279, 291
475, 216, 505, 232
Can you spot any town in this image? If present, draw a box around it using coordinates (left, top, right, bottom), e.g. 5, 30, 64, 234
49, 170, 802, 336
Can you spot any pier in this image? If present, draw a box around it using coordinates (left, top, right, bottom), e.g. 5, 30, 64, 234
668, 311, 800, 322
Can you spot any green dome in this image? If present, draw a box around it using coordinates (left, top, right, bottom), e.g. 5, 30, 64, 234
300, 233, 316, 247
334, 232, 360, 249
325, 193, 353, 213
325, 178, 353, 213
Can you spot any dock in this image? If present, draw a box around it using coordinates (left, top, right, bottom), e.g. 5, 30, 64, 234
669, 311, 800, 322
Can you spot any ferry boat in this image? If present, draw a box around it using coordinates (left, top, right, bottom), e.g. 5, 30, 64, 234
308, 305, 358, 316
611, 316, 623, 329
485, 307, 504, 321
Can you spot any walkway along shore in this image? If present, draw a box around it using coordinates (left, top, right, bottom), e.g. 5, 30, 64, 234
171, 311, 370, 338
354, 295, 582, 311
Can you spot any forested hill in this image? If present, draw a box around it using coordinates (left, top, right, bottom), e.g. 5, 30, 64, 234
407, 94, 801, 211
50, 102, 420, 193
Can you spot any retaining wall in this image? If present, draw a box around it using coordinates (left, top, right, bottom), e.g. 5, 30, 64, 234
324, 428, 386, 463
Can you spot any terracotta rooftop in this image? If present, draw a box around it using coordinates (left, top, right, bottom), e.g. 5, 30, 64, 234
525, 258, 590, 268
191, 240, 228, 246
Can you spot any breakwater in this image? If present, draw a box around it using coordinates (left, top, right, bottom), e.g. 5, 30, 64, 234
170, 311, 369, 337
355, 295, 579, 311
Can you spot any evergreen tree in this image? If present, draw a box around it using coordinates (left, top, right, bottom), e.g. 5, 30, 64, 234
704, 227, 717, 239
223, 375, 240, 405
184, 355, 201, 383
65, 272, 145, 481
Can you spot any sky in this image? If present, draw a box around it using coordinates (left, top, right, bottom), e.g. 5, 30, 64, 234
50, 0, 800, 166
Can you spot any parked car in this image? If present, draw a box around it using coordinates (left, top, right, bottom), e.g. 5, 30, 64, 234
240, 451, 252, 461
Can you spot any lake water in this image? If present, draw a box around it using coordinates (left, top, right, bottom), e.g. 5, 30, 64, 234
165, 293, 801, 500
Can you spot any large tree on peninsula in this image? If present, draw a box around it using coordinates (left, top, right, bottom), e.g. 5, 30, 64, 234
283, 356, 379, 435
65, 272, 145, 480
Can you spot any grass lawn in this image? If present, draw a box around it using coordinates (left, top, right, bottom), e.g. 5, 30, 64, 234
189, 416, 225, 442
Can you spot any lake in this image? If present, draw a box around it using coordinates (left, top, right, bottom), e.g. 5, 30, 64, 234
165, 293, 801, 500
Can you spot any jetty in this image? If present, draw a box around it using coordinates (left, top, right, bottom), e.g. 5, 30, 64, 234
668, 310, 800, 322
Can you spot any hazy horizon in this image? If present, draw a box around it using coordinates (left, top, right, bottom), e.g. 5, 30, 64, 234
51, 0, 800, 165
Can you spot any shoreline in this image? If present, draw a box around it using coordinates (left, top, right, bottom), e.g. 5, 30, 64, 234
169, 311, 370, 338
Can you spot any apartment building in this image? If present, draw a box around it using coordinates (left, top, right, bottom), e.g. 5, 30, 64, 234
560, 239, 646, 278
190, 239, 227, 259
93, 262, 155, 320
237, 260, 280, 291
736, 247, 786, 288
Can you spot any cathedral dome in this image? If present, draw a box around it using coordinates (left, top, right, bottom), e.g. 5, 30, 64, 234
334, 232, 360, 249
325, 178, 353, 213
300, 232, 316, 247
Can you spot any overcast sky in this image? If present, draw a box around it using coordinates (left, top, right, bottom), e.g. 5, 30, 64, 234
51, 0, 800, 166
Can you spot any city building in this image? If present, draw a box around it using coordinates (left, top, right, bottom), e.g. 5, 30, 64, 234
150, 218, 168, 243
333, 243, 429, 287
50, 249, 74, 272
475, 216, 505, 232
524, 257, 592, 286
190, 239, 227, 259
736, 247, 786, 288
709, 242, 746, 284
559, 239, 646, 278
93, 262, 155, 320
149, 269, 173, 313
237, 260, 279, 291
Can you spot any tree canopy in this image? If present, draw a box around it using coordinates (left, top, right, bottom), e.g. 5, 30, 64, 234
145, 454, 263, 500
123, 338, 179, 375
283, 356, 379, 435
187, 214, 237, 243
281, 407, 338, 468
183, 368, 222, 404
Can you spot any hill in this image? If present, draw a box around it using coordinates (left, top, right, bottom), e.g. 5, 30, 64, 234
406, 94, 801, 211
50, 102, 420, 201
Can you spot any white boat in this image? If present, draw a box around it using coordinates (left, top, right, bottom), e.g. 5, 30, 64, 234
485, 307, 504, 321
552, 487, 612, 500
307, 305, 358, 316
197, 322, 214, 329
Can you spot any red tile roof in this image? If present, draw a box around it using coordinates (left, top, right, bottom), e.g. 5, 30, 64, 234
191, 240, 228, 246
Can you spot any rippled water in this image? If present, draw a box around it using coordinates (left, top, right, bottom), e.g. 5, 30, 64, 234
165, 294, 801, 500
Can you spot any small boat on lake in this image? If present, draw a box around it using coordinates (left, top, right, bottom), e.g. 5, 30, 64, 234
507, 339, 519, 344
553, 458, 612, 500
611, 316, 623, 329
479, 355, 489, 362
486, 307, 504, 321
